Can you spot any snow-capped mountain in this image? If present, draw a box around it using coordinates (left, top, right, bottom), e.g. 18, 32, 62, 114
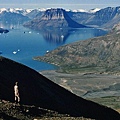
67, 6, 120, 29
0, 8, 31, 23
0, 7, 101, 15
0, 8, 47, 14
0, 8, 32, 15
0, 8, 7, 13
88, 8, 101, 13
0, 6, 120, 29
70, 9, 88, 13
60, 8, 100, 13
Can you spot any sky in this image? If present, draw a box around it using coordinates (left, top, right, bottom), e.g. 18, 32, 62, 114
0, 0, 120, 10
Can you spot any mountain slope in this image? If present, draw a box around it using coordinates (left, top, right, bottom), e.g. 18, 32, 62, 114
0, 56, 120, 119
24, 8, 87, 29
68, 6, 120, 29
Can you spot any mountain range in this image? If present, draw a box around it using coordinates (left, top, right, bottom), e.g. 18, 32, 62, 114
0, 56, 120, 119
0, 6, 120, 29
0, 7, 99, 15
67, 6, 120, 29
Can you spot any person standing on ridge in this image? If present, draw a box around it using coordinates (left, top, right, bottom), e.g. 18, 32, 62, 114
14, 82, 20, 104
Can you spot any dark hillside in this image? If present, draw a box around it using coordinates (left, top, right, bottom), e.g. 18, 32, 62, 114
0, 56, 120, 119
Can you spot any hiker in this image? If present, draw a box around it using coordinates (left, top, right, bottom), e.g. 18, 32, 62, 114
14, 82, 20, 103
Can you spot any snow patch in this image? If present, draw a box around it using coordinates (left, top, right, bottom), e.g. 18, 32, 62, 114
72, 9, 88, 13
89, 8, 100, 13
0, 8, 7, 13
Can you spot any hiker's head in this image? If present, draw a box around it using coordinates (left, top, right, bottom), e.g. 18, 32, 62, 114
15, 82, 18, 85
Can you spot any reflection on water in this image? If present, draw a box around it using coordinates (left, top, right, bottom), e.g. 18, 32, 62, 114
38, 28, 70, 45
36, 28, 108, 45
0, 21, 25, 30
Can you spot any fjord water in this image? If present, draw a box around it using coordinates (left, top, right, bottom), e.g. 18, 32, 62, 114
0, 23, 107, 71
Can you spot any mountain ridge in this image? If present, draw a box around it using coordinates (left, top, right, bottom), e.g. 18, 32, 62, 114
0, 6, 120, 29
0, 7, 100, 15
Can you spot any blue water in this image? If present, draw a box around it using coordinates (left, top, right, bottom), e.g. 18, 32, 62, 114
0, 23, 108, 71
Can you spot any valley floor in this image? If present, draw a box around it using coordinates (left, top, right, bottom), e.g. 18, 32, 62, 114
40, 70, 120, 112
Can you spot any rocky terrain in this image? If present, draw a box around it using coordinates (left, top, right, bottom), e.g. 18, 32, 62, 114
0, 99, 94, 120
0, 56, 120, 119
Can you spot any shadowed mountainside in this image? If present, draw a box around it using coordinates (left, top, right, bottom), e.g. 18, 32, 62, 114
0, 56, 120, 119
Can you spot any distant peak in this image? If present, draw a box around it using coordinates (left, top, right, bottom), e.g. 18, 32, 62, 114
0, 8, 7, 13
89, 8, 101, 13
72, 9, 88, 13
42, 8, 65, 20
